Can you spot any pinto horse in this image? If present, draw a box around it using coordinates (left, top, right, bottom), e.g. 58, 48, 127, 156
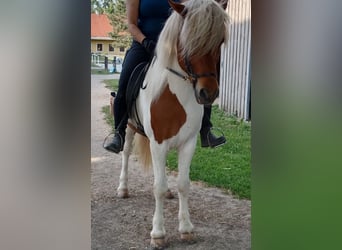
117, 0, 229, 248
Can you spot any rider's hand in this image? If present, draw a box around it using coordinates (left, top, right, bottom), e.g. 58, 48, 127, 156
141, 38, 156, 55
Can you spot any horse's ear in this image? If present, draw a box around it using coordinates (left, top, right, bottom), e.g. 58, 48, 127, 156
168, 0, 187, 17
215, 0, 228, 10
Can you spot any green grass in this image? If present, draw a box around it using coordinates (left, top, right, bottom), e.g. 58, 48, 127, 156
91, 68, 112, 75
101, 79, 251, 199
102, 106, 114, 130
101, 79, 119, 132
102, 79, 119, 90
167, 106, 251, 199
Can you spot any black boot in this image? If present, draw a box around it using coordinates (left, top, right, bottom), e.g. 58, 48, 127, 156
200, 128, 226, 148
104, 130, 125, 153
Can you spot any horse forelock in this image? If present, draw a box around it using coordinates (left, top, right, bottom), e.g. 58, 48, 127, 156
179, 0, 230, 58
156, 0, 230, 67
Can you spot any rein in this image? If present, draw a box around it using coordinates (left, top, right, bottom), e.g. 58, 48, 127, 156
166, 56, 216, 87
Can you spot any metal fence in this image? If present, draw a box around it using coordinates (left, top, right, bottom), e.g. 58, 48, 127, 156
219, 0, 251, 120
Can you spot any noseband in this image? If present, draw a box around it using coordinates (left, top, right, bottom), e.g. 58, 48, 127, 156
166, 56, 217, 87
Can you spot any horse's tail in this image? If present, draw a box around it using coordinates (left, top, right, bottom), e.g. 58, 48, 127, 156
133, 134, 152, 172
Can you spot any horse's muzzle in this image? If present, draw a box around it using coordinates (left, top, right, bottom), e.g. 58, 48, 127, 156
195, 87, 219, 105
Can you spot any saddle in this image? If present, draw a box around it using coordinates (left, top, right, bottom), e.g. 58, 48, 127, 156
126, 61, 150, 136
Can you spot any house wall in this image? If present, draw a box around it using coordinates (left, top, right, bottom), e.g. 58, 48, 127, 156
91, 39, 126, 59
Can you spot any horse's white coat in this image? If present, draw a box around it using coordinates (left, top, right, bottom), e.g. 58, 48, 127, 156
117, 0, 230, 246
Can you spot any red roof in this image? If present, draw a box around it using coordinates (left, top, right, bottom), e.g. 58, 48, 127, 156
91, 13, 113, 38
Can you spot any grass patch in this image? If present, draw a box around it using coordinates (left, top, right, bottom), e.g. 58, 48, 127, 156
101, 78, 118, 133
101, 78, 250, 199
102, 79, 119, 91
102, 106, 114, 131
167, 106, 251, 199
91, 68, 116, 75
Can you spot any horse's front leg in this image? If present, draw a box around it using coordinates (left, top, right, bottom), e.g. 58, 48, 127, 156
117, 126, 135, 198
150, 142, 168, 248
177, 138, 197, 241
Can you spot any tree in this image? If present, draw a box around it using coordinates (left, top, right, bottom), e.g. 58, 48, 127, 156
102, 0, 115, 14
91, 0, 115, 14
91, 0, 131, 48
106, 0, 132, 49
91, 0, 104, 14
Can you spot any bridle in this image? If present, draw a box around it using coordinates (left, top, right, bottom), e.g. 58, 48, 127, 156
166, 55, 217, 88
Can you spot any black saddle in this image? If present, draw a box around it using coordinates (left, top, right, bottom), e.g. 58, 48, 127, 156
126, 61, 150, 133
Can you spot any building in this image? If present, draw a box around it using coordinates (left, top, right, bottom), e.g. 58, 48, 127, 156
219, 0, 251, 121
91, 13, 126, 58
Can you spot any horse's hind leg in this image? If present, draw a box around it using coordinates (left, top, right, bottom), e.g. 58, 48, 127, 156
117, 126, 135, 198
177, 139, 196, 242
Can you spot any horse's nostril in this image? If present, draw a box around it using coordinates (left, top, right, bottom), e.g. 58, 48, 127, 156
199, 89, 209, 101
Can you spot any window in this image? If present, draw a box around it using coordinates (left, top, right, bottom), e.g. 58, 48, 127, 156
109, 44, 114, 52
119, 47, 125, 52
97, 44, 103, 52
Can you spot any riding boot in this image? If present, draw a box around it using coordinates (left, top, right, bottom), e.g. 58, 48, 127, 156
200, 127, 226, 148
104, 129, 126, 153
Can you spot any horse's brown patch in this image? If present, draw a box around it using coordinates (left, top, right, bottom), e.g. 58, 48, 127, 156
150, 84, 186, 144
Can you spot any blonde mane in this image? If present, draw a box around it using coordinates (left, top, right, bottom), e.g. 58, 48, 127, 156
156, 0, 230, 68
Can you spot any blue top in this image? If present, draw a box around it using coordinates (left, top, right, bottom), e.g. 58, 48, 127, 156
138, 0, 174, 41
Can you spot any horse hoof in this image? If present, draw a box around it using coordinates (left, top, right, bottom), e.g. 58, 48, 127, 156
165, 189, 174, 199
180, 233, 195, 243
150, 237, 167, 249
117, 188, 129, 198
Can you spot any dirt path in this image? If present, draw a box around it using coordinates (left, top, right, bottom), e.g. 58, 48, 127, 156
91, 74, 251, 250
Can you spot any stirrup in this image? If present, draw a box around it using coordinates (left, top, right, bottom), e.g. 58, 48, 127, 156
103, 131, 125, 153
102, 132, 114, 149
